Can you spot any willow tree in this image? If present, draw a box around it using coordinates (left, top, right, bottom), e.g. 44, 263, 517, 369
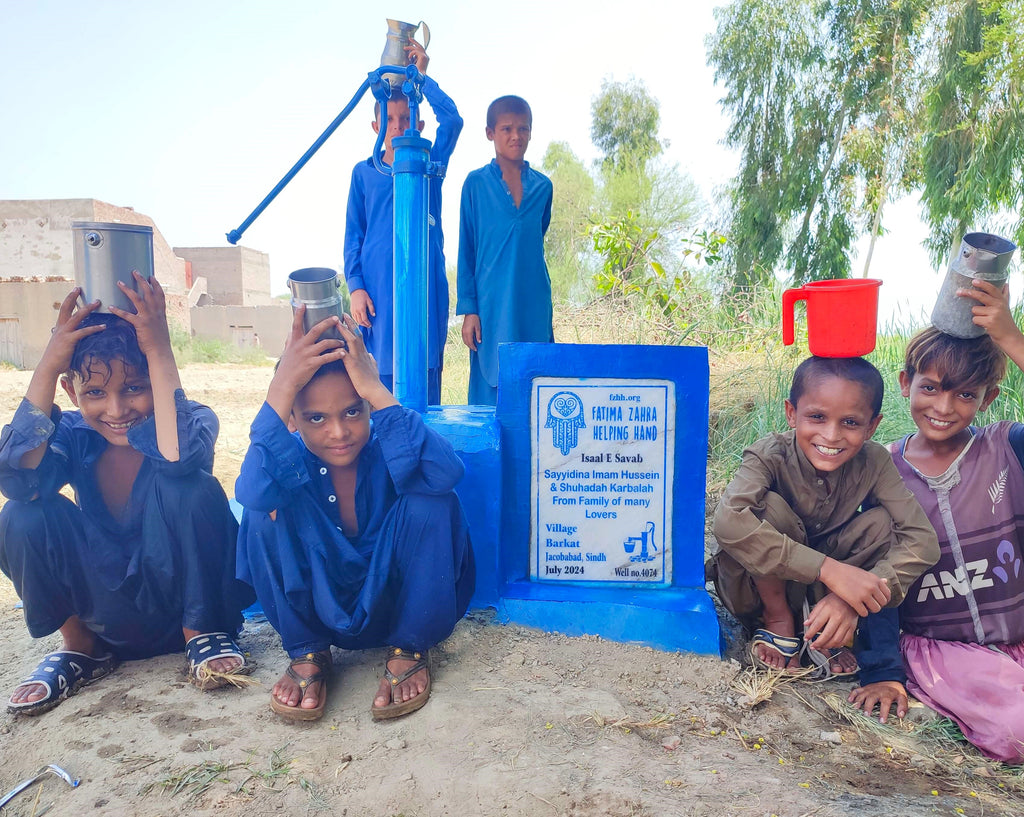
921, 0, 1024, 265
708, 0, 931, 286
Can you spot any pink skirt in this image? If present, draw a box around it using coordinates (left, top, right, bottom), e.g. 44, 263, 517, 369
902, 633, 1024, 763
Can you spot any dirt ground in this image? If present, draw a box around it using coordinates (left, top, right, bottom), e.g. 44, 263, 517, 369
0, 365, 1020, 817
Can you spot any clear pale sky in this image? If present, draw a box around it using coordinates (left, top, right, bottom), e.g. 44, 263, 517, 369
2, 0, 963, 325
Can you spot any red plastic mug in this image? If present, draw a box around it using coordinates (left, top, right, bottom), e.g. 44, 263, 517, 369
782, 279, 882, 358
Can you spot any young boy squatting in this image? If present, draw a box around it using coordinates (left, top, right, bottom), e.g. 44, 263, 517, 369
344, 38, 461, 405
0, 279, 251, 715
850, 279, 1024, 762
710, 356, 939, 674
235, 309, 474, 721
457, 95, 553, 406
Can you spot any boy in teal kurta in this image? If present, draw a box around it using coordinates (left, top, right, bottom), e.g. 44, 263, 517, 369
456, 95, 553, 405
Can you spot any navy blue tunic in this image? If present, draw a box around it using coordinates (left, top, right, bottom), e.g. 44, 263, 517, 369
0, 392, 248, 659
234, 403, 474, 657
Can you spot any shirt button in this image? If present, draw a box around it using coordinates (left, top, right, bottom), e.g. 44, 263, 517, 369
816, 479, 823, 485
320, 467, 328, 475
328, 495, 337, 503
815, 523, 822, 530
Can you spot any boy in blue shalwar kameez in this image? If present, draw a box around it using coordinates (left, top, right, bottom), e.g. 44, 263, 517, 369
0, 280, 252, 716
235, 308, 474, 721
457, 94, 554, 405
343, 38, 461, 405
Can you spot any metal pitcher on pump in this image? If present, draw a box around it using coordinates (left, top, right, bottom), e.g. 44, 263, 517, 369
380, 19, 429, 85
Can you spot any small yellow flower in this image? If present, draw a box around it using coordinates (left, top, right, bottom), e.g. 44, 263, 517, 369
799, 783, 810, 788
711, 769, 718, 774
752, 743, 761, 750
778, 758, 785, 765
970, 791, 977, 797
545, 722, 553, 729
955, 809, 964, 815
931, 790, 939, 796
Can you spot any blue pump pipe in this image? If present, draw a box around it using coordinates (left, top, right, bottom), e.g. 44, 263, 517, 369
226, 64, 443, 412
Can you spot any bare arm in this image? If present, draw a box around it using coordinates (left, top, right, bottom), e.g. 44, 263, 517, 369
109, 273, 181, 461
960, 279, 1024, 372
265, 307, 348, 422
22, 287, 104, 469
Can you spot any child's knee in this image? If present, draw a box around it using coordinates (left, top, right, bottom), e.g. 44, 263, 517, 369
831, 506, 893, 567
759, 491, 807, 543
151, 471, 233, 524
393, 492, 463, 529
0, 495, 79, 556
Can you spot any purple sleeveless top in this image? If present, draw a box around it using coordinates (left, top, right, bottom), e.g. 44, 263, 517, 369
891, 422, 1024, 644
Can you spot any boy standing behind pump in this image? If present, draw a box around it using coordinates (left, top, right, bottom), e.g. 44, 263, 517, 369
457, 95, 554, 406
344, 38, 462, 405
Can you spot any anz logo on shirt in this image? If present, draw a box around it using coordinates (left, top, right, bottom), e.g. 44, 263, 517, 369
916, 540, 1023, 602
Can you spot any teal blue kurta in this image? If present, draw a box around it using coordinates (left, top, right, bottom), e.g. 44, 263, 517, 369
456, 160, 553, 404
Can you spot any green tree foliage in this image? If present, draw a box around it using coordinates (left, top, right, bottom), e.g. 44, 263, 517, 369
590, 77, 665, 172
541, 141, 596, 300
711, 0, 1024, 286
709, 0, 932, 286
587, 79, 702, 295
921, 0, 1024, 264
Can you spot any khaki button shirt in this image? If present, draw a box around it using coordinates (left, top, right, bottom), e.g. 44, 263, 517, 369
712, 431, 939, 606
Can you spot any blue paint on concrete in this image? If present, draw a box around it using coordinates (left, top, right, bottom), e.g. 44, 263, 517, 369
430, 342, 722, 656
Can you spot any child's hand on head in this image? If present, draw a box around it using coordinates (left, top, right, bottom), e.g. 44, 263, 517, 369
802, 592, 858, 650
40, 288, 105, 374
108, 272, 173, 359
404, 38, 429, 74
848, 681, 909, 723
269, 307, 347, 404
958, 278, 1023, 347
337, 314, 398, 411
818, 558, 891, 616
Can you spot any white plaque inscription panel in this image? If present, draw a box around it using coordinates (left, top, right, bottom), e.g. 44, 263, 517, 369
531, 378, 674, 584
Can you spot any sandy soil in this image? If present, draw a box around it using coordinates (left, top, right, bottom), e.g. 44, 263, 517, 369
0, 365, 1019, 817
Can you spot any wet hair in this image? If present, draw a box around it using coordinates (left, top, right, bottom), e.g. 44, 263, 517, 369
903, 326, 1007, 391
486, 95, 532, 130
374, 93, 411, 120
789, 356, 884, 418
66, 313, 148, 384
273, 356, 355, 392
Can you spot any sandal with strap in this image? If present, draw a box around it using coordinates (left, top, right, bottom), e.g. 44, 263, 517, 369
371, 647, 431, 721
749, 629, 801, 671
800, 599, 860, 680
7, 650, 117, 716
185, 632, 252, 691
270, 651, 332, 721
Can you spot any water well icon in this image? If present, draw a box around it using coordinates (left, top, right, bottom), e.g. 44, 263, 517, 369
624, 522, 657, 563
545, 391, 586, 456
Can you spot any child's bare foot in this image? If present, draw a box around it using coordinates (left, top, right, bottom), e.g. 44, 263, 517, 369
273, 651, 331, 712
825, 645, 858, 675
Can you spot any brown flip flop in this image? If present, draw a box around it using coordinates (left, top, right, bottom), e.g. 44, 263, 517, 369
270, 651, 331, 721
371, 647, 430, 720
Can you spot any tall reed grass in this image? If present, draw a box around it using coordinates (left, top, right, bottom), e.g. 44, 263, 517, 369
443, 279, 1024, 498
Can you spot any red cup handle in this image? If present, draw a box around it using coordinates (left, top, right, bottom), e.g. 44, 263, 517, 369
782, 287, 805, 346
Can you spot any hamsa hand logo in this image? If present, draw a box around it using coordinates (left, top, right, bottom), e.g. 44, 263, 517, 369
545, 391, 586, 456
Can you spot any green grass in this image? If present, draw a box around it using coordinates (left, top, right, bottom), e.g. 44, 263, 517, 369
169, 325, 271, 367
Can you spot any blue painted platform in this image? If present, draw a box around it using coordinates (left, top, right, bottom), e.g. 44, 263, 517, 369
428, 342, 722, 655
